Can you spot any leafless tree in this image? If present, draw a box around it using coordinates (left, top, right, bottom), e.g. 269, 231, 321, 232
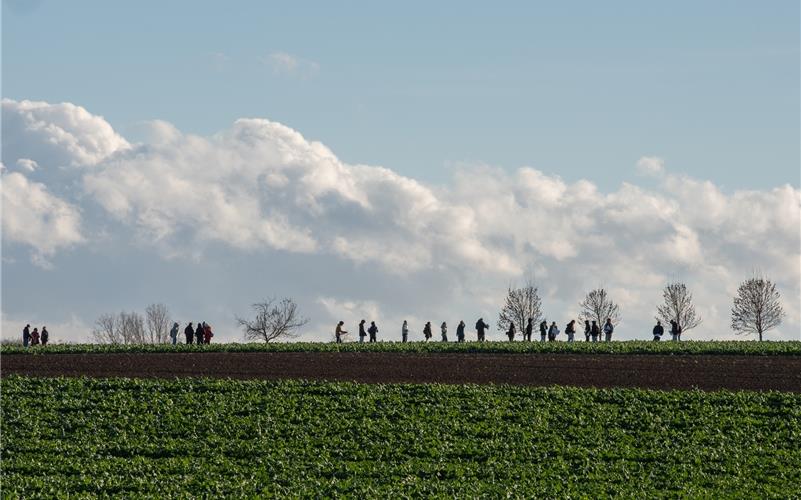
656, 282, 702, 334
579, 288, 621, 327
118, 311, 146, 344
731, 277, 784, 341
145, 303, 172, 344
497, 277, 543, 335
92, 313, 121, 344
237, 298, 309, 343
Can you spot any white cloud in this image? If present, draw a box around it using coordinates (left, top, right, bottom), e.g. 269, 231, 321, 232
2, 98, 799, 340
15, 158, 38, 172
636, 156, 665, 177
263, 51, 320, 78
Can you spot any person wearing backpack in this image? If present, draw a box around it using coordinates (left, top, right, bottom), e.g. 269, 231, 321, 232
423, 321, 432, 341
565, 320, 576, 342
539, 320, 548, 342
440, 322, 448, 342
358, 319, 367, 343
456, 320, 466, 342
652, 320, 664, 341
547, 322, 559, 342
475, 318, 488, 342
603, 318, 614, 342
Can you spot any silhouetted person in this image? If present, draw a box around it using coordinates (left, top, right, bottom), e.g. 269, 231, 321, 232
539, 321, 548, 342
359, 320, 367, 343
31, 328, 40, 346
584, 320, 591, 342
590, 321, 600, 342
565, 320, 576, 342
22, 324, 30, 348
184, 322, 194, 344
195, 322, 204, 345
525, 318, 533, 341
440, 322, 448, 342
506, 322, 516, 342
41, 326, 49, 346
424, 321, 432, 341
401, 320, 409, 343
368, 321, 378, 342
335, 321, 347, 343
653, 320, 664, 341
670, 320, 680, 342
204, 323, 213, 344
603, 318, 614, 342
456, 320, 466, 342
475, 318, 488, 342
548, 322, 559, 342
170, 322, 179, 345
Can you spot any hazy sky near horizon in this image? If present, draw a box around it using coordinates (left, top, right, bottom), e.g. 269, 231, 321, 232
2, 1, 800, 342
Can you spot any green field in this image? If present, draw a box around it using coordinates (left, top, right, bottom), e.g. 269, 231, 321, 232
4, 340, 801, 356
2, 376, 800, 497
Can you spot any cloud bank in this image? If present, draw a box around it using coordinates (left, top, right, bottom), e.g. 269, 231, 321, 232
2, 98, 799, 342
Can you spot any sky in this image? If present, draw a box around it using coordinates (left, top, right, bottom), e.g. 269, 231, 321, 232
2, 1, 800, 343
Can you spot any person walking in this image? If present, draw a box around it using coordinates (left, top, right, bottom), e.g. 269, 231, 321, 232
456, 320, 466, 342
423, 321, 432, 342
368, 321, 378, 342
584, 320, 591, 342
184, 322, 194, 344
524, 318, 533, 342
670, 320, 679, 342
335, 321, 347, 343
31, 327, 40, 346
195, 322, 205, 345
41, 326, 49, 346
475, 318, 489, 342
548, 322, 559, 342
539, 320, 548, 342
203, 323, 214, 344
358, 320, 367, 343
169, 322, 179, 345
22, 324, 31, 348
590, 321, 600, 342
603, 318, 614, 342
653, 320, 664, 341
506, 322, 516, 342
401, 320, 409, 343
565, 320, 576, 342
441, 322, 448, 342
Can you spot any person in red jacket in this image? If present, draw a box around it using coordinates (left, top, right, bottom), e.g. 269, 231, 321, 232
203, 323, 213, 344
30, 327, 40, 346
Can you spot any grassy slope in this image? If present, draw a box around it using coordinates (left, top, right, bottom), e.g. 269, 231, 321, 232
3, 340, 801, 356
2, 376, 800, 497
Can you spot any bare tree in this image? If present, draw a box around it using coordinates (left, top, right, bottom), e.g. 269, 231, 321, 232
731, 277, 784, 341
119, 311, 146, 344
579, 288, 621, 327
92, 313, 121, 344
497, 277, 543, 334
145, 303, 172, 344
237, 298, 309, 343
656, 282, 702, 334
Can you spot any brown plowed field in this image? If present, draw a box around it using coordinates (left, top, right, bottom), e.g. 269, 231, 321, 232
4, 352, 801, 391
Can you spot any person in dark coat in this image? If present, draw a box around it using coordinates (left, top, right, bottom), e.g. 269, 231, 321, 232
169, 322, 179, 345
539, 321, 548, 342
368, 321, 378, 342
456, 320, 466, 342
475, 318, 488, 342
565, 320, 576, 342
184, 322, 194, 344
547, 322, 559, 342
358, 320, 367, 343
584, 320, 591, 342
41, 326, 49, 346
195, 322, 204, 345
506, 322, 516, 342
524, 318, 533, 342
590, 321, 600, 342
423, 321, 432, 341
670, 320, 680, 342
653, 320, 664, 341
22, 324, 31, 348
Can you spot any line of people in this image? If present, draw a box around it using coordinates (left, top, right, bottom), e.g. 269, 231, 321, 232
21, 324, 49, 347
173, 321, 214, 345
651, 320, 683, 341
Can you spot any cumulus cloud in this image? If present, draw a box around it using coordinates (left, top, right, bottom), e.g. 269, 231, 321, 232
15, 158, 38, 172
263, 51, 320, 78
2, 98, 799, 340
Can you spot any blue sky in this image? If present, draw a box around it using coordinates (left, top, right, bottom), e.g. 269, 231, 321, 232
2, 1, 799, 343
4, 0, 799, 190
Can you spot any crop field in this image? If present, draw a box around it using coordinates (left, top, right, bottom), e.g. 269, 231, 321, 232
2, 376, 800, 497
4, 340, 801, 356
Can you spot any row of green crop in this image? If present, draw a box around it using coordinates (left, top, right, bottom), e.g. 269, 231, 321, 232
3, 339, 801, 356
2, 376, 799, 497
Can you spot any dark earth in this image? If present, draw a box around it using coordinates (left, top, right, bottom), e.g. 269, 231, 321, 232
3, 352, 801, 391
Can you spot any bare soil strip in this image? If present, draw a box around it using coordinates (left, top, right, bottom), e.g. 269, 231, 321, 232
3, 352, 800, 391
